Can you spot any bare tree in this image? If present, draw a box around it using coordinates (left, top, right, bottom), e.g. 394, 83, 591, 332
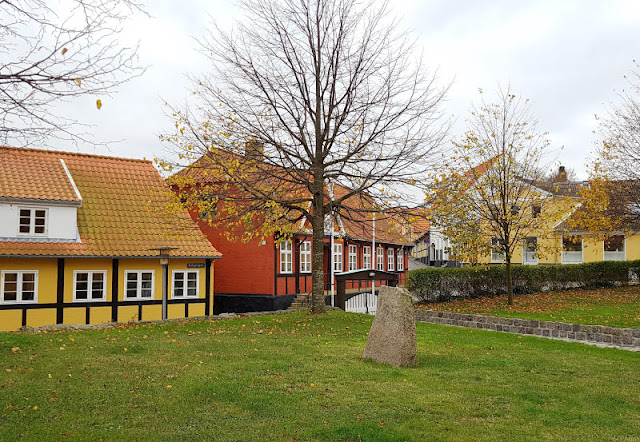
0, 0, 145, 146
428, 87, 552, 305
161, 0, 448, 314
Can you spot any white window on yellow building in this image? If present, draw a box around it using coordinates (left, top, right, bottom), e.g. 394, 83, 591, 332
1, 271, 38, 303
562, 235, 583, 264
604, 235, 625, 261
73, 271, 106, 301
172, 270, 199, 298
124, 271, 154, 300
491, 237, 505, 262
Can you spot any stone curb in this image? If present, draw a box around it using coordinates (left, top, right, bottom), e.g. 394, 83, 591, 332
415, 309, 640, 351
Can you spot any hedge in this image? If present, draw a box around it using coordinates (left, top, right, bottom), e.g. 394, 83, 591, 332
406, 260, 640, 303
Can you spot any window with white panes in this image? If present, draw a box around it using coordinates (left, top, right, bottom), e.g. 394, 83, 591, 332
280, 240, 292, 273
1, 271, 38, 303
18, 208, 47, 235
124, 271, 154, 300
377, 247, 384, 271
363, 246, 372, 269
300, 241, 311, 273
397, 249, 404, 271
172, 271, 199, 298
348, 244, 358, 271
333, 243, 343, 272
73, 271, 106, 301
388, 248, 395, 271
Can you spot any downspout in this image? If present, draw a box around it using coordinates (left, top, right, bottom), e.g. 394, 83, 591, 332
372, 213, 376, 297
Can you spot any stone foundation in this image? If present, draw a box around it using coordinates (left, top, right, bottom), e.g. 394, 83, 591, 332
414, 310, 640, 348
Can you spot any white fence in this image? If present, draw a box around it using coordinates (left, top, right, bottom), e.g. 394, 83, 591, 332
345, 292, 377, 315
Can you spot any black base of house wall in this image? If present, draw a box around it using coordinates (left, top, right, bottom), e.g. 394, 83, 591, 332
213, 294, 297, 314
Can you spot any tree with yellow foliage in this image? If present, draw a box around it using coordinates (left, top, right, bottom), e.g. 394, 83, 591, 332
573, 62, 640, 235
428, 87, 552, 305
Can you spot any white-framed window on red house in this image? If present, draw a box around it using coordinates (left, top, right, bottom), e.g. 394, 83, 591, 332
333, 243, 343, 272
363, 246, 372, 269
397, 249, 404, 271
377, 246, 384, 271
1, 271, 38, 303
300, 241, 311, 273
280, 240, 292, 274
388, 248, 395, 271
348, 244, 358, 271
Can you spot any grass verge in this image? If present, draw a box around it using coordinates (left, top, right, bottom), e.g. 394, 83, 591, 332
417, 286, 640, 329
1, 310, 639, 441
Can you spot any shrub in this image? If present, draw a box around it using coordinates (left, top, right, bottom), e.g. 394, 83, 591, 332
406, 260, 640, 303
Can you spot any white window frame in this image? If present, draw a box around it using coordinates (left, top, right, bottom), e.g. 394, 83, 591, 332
73, 271, 106, 302
1, 270, 38, 304
388, 248, 395, 271
124, 270, 155, 300
363, 246, 372, 269
377, 247, 384, 271
561, 235, 584, 264
333, 243, 343, 272
17, 207, 48, 236
603, 235, 626, 261
348, 244, 358, 271
491, 237, 505, 263
172, 270, 200, 298
300, 241, 312, 273
397, 249, 404, 271
279, 240, 292, 274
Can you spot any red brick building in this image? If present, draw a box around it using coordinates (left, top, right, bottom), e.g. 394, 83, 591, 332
173, 157, 411, 313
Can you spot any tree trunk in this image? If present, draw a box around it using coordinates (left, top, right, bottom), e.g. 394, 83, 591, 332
505, 253, 514, 306
310, 188, 327, 314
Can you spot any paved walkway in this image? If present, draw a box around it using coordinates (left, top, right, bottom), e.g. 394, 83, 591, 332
415, 309, 640, 352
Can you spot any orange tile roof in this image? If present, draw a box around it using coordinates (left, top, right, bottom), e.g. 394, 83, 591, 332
0, 146, 220, 258
175, 154, 412, 246
0, 147, 80, 202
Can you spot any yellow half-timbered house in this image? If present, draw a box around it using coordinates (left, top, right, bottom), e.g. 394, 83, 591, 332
0, 146, 220, 331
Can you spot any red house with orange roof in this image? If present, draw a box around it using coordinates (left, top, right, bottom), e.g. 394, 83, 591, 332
174, 155, 412, 313
0, 146, 220, 331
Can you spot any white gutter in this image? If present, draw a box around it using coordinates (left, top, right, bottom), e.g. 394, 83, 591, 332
60, 159, 83, 203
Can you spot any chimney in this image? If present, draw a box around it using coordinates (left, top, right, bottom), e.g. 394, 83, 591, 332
245, 139, 264, 161
553, 165, 567, 183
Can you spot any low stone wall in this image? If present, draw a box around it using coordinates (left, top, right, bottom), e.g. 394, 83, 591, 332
415, 310, 640, 348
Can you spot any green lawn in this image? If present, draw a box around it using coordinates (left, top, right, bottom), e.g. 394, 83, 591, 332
1, 311, 639, 441
418, 286, 640, 329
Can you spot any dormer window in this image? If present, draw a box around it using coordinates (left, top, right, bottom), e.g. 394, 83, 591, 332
18, 208, 47, 235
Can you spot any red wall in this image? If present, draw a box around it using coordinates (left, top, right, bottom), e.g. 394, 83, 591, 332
197, 221, 275, 295
197, 215, 409, 297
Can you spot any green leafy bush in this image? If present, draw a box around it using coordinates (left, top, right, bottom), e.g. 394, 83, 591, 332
406, 260, 640, 302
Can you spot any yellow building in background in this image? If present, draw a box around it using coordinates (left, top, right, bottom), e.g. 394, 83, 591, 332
0, 147, 220, 331
478, 172, 638, 266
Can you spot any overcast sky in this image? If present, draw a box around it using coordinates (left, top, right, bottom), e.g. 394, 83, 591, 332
52, 0, 640, 185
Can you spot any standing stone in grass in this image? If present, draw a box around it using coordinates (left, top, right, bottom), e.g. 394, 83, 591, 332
363, 286, 417, 367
